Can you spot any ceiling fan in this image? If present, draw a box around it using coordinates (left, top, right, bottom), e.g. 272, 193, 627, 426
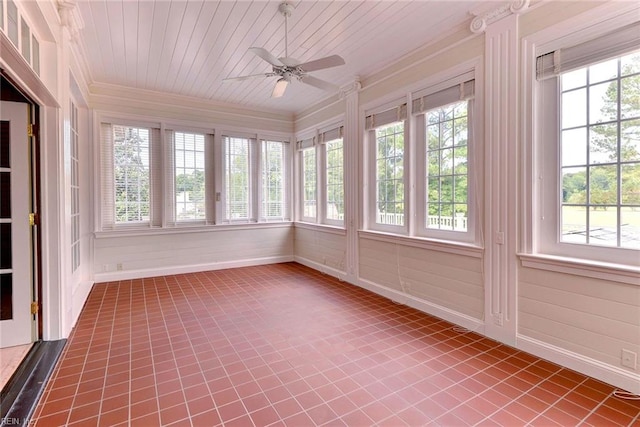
223, 1, 346, 98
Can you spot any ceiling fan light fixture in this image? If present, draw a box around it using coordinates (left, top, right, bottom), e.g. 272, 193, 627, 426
272, 77, 289, 98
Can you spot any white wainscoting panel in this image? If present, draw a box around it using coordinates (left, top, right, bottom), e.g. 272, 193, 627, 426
94, 225, 294, 281
358, 237, 484, 321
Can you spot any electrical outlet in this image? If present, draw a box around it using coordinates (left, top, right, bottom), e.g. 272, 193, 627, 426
622, 349, 637, 369
116, 263, 123, 271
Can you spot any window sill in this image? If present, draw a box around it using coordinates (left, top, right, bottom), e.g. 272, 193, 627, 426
95, 222, 293, 239
359, 230, 483, 258
518, 253, 640, 286
294, 221, 346, 235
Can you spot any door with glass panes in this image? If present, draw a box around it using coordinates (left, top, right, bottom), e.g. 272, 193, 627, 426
0, 101, 34, 347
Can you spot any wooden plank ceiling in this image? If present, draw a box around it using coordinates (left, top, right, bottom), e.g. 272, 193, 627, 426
76, 0, 483, 114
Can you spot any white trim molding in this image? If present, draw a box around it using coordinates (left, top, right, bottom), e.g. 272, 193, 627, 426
356, 277, 485, 334
469, 0, 530, 34
94, 255, 294, 282
518, 253, 640, 286
518, 335, 640, 395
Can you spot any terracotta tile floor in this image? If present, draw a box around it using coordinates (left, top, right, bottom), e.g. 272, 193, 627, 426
32, 263, 640, 426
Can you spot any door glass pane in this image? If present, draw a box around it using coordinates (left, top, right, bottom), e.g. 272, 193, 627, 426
0, 223, 11, 269
1, 121, 8, 167
0, 274, 12, 320
0, 173, 9, 218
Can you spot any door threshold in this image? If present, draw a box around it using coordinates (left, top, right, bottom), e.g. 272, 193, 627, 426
0, 340, 66, 427
0, 344, 32, 391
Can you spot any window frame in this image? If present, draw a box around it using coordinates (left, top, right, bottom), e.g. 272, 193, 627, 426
413, 76, 478, 244
295, 121, 346, 227
100, 120, 161, 230
167, 129, 213, 226
367, 120, 408, 234
536, 55, 640, 266
98, 116, 291, 233
299, 144, 318, 223
217, 131, 291, 225
321, 130, 345, 226
260, 139, 289, 222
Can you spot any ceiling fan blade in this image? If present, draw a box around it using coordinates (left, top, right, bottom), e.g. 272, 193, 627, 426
299, 75, 339, 92
297, 55, 345, 73
272, 78, 289, 98
223, 73, 271, 82
278, 57, 300, 67
249, 47, 283, 67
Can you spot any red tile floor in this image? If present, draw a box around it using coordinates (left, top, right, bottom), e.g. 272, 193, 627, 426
32, 263, 640, 426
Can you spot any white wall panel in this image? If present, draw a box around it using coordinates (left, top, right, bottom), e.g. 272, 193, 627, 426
293, 226, 347, 274
358, 237, 484, 320
519, 266, 640, 374
94, 226, 294, 280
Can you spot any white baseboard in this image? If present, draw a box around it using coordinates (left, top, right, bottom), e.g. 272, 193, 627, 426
294, 256, 348, 282
93, 255, 295, 282
517, 335, 640, 395
355, 276, 485, 334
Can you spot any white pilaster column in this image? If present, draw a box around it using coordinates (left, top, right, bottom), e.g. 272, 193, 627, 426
340, 79, 361, 284
473, 1, 529, 344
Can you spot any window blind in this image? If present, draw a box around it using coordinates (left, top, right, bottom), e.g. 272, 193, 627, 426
365, 103, 407, 130
536, 21, 640, 80
296, 136, 315, 150
319, 125, 343, 144
100, 123, 115, 229
412, 79, 475, 114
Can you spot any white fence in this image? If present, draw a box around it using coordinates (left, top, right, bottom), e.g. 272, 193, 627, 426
377, 212, 468, 231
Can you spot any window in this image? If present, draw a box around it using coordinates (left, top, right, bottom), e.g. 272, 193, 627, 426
174, 132, 205, 221
100, 122, 158, 229
296, 124, 344, 225
7, 0, 17, 47
375, 122, 405, 227
31, 34, 39, 75
365, 103, 408, 231
536, 22, 639, 265
20, 17, 29, 61
414, 77, 475, 240
99, 122, 289, 231
70, 101, 80, 272
224, 136, 251, 221
325, 135, 344, 223
221, 135, 289, 223
363, 74, 479, 241
425, 102, 468, 231
114, 126, 150, 223
261, 140, 286, 220
302, 147, 316, 220
559, 54, 640, 249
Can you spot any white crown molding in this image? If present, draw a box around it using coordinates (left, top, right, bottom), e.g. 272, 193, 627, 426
469, 0, 530, 34
57, 0, 84, 42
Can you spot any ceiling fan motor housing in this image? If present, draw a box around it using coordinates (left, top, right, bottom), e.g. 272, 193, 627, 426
278, 2, 294, 18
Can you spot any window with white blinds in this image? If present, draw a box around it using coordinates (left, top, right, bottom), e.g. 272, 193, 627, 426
100, 122, 160, 229
302, 147, 317, 220
174, 132, 206, 222
114, 125, 151, 223
261, 140, 286, 220
98, 122, 290, 231
224, 136, 252, 221
534, 22, 640, 266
